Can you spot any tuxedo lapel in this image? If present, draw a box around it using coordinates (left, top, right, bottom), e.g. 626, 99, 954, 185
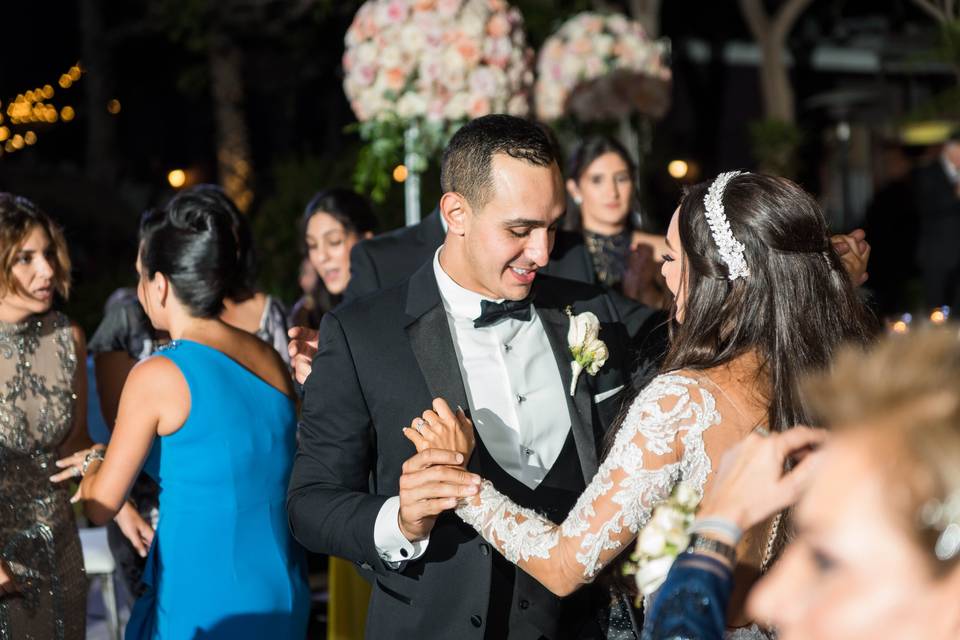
406, 305, 469, 416
403, 260, 474, 470
536, 303, 599, 482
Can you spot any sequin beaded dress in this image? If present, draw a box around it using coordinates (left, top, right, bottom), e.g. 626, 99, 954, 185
0, 312, 86, 640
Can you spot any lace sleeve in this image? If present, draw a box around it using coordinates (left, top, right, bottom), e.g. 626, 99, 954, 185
456, 374, 721, 595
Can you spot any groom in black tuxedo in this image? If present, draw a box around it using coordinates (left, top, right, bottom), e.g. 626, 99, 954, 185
287, 115, 658, 639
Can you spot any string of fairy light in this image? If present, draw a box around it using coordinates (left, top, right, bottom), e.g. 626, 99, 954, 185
1, 62, 121, 158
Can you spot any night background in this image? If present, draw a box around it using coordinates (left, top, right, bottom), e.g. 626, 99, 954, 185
0, 0, 954, 333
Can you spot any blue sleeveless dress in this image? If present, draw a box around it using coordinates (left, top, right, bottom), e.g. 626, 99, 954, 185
125, 340, 309, 639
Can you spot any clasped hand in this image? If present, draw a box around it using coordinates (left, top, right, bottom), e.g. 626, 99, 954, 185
394, 399, 480, 543
403, 398, 476, 459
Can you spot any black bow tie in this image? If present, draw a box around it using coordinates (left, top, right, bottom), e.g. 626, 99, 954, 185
473, 296, 535, 329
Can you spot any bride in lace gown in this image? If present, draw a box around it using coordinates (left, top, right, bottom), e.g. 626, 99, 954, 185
405, 173, 876, 638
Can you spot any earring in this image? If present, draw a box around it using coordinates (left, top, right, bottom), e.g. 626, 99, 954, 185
573, 195, 582, 205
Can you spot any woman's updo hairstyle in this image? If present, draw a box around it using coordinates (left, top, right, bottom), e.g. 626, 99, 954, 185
184, 184, 258, 299
139, 189, 239, 318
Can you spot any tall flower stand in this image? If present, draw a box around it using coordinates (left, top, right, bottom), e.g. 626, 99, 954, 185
404, 124, 422, 226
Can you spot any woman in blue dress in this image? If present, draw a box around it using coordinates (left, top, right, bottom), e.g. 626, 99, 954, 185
72, 190, 309, 638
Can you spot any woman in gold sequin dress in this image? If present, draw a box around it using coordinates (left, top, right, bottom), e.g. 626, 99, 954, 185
0, 194, 149, 638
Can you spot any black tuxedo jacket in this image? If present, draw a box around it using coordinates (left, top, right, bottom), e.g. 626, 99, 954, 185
344, 208, 599, 302
287, 261, 659, 639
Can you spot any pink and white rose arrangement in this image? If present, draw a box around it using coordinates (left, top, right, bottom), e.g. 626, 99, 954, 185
343, 0, 533, 201
535, 12, 671, 122
343, 0, 533, 125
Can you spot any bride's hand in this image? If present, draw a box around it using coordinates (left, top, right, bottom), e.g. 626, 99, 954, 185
402, 398, 475, 461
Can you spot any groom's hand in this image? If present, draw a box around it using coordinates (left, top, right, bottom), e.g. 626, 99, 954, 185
398, 449, 480, 542
287, 326, 319, 384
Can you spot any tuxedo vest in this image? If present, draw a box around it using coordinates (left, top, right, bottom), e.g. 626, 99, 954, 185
475, 427, 609, 639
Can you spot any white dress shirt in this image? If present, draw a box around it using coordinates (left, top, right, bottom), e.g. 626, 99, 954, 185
373, 247, 572, 565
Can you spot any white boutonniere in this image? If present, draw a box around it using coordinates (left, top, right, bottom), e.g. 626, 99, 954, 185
565, 307, 608, 397
623, 482, 701, 600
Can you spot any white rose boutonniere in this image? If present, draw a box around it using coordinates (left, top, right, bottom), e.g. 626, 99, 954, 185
565, 307, 608, 396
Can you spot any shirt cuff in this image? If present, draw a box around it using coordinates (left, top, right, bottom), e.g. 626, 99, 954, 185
374, 496, 429, 567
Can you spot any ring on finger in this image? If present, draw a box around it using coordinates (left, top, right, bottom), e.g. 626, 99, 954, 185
754, 426, 771, 438
72, 466, 82, 478
414, 418, 426, 435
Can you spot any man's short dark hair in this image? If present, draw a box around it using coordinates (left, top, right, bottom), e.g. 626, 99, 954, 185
440, 114, 559, 209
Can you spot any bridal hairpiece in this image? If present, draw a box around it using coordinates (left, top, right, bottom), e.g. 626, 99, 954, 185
703, 171, 750, 281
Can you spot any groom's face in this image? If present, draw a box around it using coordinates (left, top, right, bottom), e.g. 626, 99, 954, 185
461, 154, 565, 300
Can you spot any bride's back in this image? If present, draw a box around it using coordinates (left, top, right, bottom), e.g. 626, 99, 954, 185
682, 362, 776, 627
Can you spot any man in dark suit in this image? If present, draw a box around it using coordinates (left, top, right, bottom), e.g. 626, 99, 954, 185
914, 132, 960, 309
287, 115, 658, 638
342, 206, 446, 302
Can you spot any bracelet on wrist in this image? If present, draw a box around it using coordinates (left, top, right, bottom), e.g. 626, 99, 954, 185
689, 517, 743, 545
81, 448, 105, 476
685, 533, 737, 565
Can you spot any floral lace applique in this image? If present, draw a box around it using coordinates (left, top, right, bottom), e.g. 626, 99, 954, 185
456, 373, 721, 582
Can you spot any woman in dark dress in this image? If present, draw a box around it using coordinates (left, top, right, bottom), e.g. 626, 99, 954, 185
288, 188, 377, 329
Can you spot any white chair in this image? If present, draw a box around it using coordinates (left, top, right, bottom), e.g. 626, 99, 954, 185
79, 526, 120, 640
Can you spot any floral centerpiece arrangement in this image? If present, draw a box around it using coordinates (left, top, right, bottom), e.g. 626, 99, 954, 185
343, 0, 533, 202
535, 12, 671, 123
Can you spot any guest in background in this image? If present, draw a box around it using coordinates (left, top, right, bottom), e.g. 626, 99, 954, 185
914, 131, 960, 309
342, 205, 445, 304
0, 194, 149, 639
862, 141, 922, 315
749, 328, 960, 640
86, 184, 291, 599
289, 188, 377, 329
71, 189, 309, 639
564, 135, 671, 308
297, 257, 319, 307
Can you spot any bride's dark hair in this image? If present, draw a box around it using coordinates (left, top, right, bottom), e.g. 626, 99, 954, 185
663, 172, 876, 431
601, 174, 877, 596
